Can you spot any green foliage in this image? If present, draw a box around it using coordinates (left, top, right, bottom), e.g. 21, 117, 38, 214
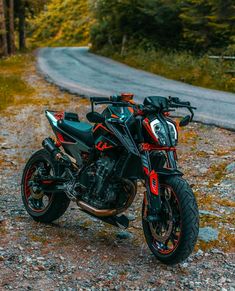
180, 0, 235, 52
91, 0, 235, 53
29, 0, 235, 53
91, 0, 182, 51
29, 0, 91, 47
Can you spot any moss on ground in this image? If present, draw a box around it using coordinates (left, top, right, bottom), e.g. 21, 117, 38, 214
0, 55, 34, 110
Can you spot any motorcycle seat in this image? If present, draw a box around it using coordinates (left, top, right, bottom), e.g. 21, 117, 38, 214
58, 119, 94, 146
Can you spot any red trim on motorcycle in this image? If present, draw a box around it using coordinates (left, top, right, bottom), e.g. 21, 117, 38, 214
149, 170, 159, 196
143, 118, 159, 143
95, 141, 114, 151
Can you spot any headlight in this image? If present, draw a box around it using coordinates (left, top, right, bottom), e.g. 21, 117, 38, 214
150, 119, 178, 146
150, 119, 167, 145
166, 120, 178, 146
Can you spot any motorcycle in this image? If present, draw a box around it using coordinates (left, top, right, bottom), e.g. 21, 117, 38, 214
21, 94, 199, 265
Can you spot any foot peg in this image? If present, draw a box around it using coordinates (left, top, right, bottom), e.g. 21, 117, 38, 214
115, 215, 130, 228
79, 210, 130, 229
104, 215, 130, 229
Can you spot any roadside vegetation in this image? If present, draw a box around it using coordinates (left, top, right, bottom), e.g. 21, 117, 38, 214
90, 0, 235, 92
97, 47, 235, 92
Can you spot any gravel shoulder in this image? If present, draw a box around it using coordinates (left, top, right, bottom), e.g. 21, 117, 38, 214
0, 58, 235, 290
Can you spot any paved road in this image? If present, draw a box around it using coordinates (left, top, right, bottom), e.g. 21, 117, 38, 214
37, 47, 235, 130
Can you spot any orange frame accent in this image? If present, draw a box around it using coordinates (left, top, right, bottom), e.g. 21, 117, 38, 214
93, 123, 112, 134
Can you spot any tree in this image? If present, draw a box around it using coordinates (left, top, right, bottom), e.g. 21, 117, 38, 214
179, 0, 235, 52
18, 0, 26, 50
8, 0, 15, 54
91, 0, 182, 51
0, 0, 8, 56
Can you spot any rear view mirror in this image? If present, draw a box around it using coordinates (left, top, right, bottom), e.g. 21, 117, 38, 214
179, 115, 191, 127
86, 111, 105, 123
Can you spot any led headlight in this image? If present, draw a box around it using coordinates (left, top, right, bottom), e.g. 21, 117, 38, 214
150, 119, 178, 146
150, 119, 167, 146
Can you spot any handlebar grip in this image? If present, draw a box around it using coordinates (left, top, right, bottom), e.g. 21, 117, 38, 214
90, 97, 110, 102
169, 96, 191, 106
179, 101, 191, 106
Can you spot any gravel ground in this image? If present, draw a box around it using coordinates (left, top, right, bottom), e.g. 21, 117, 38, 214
0, 60, 234, 290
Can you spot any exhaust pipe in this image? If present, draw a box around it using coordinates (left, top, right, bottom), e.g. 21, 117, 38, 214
42, 138, 72, 166
76, 200, 118, 217
42, 138, 61, 159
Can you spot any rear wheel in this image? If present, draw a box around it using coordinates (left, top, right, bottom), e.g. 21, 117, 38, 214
21, 149, 70, 223
142, 176, 199, 265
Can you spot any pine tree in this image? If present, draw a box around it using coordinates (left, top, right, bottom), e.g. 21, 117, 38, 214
180, 0, 235, 52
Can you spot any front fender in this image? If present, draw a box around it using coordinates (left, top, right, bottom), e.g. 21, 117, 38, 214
156, 168, 184, 177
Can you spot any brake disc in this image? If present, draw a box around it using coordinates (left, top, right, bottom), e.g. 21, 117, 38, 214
149, 198, 173, 243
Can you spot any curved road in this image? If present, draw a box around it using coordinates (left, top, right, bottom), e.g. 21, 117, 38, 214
37, 47, 235, 130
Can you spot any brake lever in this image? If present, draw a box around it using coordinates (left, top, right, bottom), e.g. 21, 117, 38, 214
169, 103, 196, 122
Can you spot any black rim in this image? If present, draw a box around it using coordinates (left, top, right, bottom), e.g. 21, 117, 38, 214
24, 160, 53, 213
150, 185, 181, 255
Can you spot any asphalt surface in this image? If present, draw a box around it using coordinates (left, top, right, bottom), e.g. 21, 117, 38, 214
37, 47, 235, 130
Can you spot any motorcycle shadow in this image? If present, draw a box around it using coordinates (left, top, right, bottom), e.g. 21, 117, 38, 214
36, 206, 150, 263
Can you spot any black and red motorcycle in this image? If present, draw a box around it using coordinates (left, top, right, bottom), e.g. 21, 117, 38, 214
21, 94, 199, 265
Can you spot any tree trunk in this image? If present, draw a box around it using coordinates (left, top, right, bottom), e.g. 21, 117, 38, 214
9, 0, 15, 54
18, 0, 26, 50
121, 34, 127, 56
0, 0, 8, 56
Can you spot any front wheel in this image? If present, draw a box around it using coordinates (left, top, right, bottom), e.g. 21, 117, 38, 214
142, 176, 199, 265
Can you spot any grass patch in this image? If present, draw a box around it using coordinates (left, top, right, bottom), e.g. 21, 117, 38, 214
179, 128, 199, 145
207, 162, 228, 187
0, 54, 34, 110
96, 47, 235, 93
0, 225, 7, 234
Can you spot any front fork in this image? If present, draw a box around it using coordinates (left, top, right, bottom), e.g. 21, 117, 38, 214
141, 149, 177, 221
141, 151, 162, 220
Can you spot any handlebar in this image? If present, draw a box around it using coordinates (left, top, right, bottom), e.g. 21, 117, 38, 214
90, 95, 122, 103
90, 97, 110, 102
90, 95, 196, 122
169, 96, 196, 108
